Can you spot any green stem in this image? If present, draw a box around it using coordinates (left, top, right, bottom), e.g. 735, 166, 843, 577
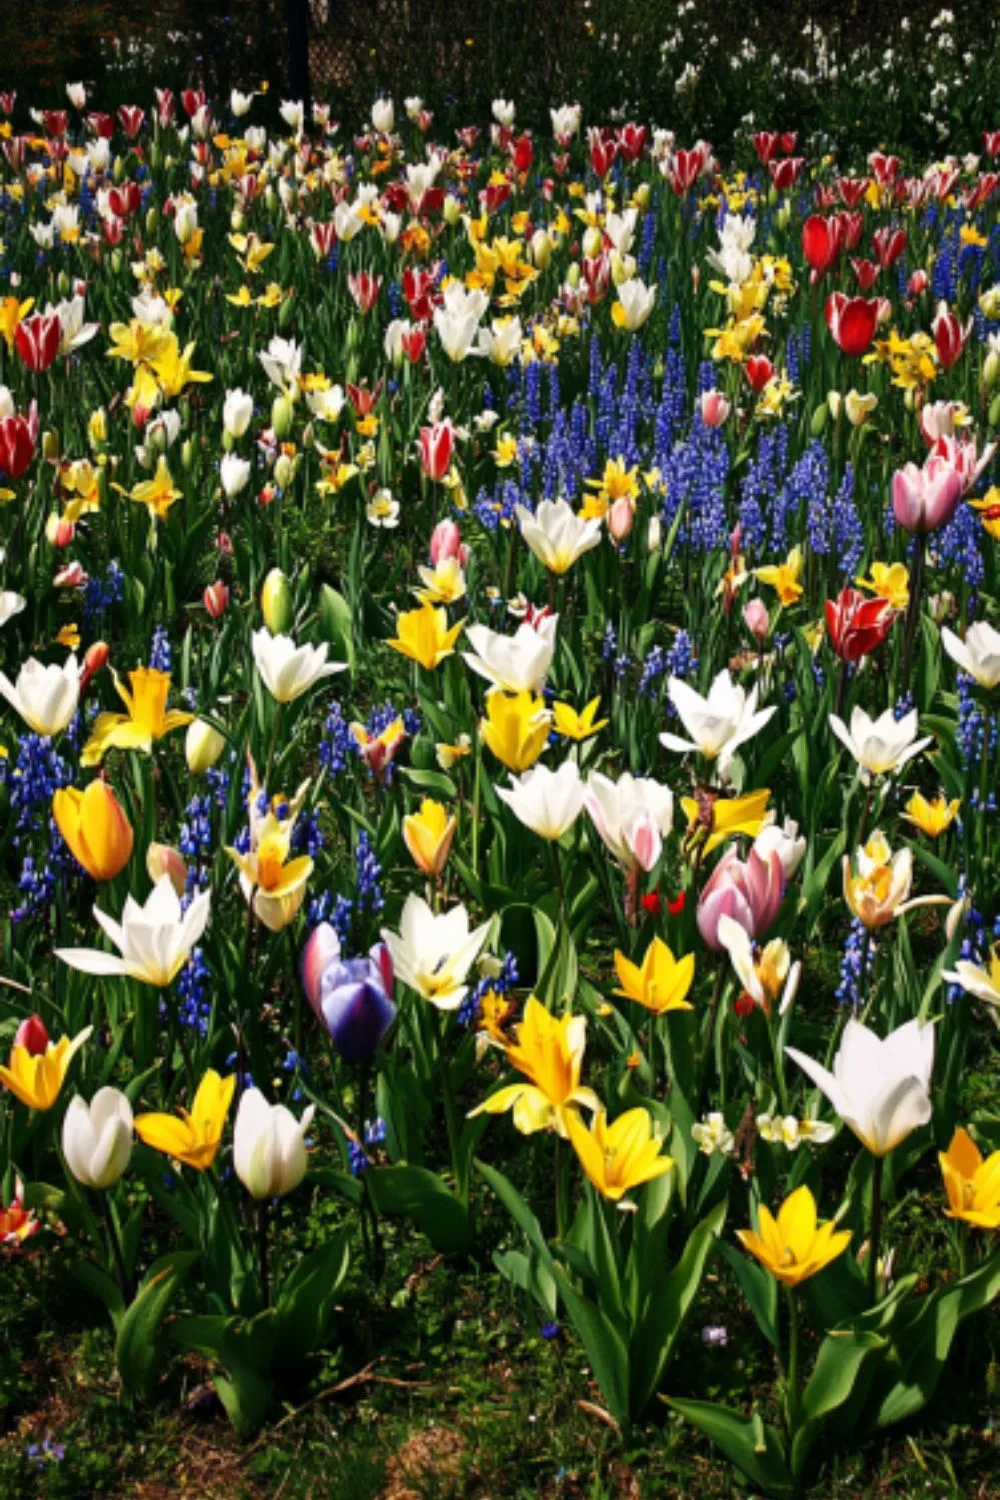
899, 532, 926, 698
257, 1199, 270, 1309
437, 1011, 465, 1202
784, 1286, 801, 1436
99, 1192, 133, 1305
868, 1153, 885, 1304
554, 1137, 568, 1242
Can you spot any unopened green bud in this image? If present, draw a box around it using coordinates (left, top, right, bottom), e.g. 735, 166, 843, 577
261, 567, 293, 634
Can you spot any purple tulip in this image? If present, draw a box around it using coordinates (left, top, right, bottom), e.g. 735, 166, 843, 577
300, 922, 395, 1062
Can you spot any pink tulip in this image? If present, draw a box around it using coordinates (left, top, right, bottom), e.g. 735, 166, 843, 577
626, 811, 661, 873
743, 598, 770, 642
608, 497, 634, 542
430, 519, 468, 566
701, 390, 731, 427
891, 456, 964, 534
697, 848, 785, 950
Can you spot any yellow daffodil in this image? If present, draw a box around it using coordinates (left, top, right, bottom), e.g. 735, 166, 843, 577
436, 735, 472, 771
901, 791, 961, 838
552, 697, 608, 742
81, 666, 194, 767
106, 319, 174, 367
756, 546, 804, 607
565, 1106, 674, 1202
226, 285, 254, 307
493, 433, 519, 468
387, 603, 465, 671
403, 798, 457, 878
0, 1026, 92, 1112
939, 1127, 1000, 1229
737, 1185, 851, 1286
53, 781, 133, 881
150, 338, 213, 398
614, 936, 695, 1014
120, 455, 183, 522
226, 767, 313, 932
681, 787, 771, 857
480, 688, 552, 771
134, 1069, 235, 1171
54, 624, 80, 650
856, 561, 910, 610
469, 997, 600, 1137
59, 459, 103, 521
228, 232, 274, 274
584, 457, 640, 518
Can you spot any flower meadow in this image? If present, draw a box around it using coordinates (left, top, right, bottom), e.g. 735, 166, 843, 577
1, 78, 1000, 1496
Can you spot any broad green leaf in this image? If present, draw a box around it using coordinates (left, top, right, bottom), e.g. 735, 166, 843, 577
366, 1164, 471, 1254
116, 1250, 199, 1402
667, 1398, 794, 1496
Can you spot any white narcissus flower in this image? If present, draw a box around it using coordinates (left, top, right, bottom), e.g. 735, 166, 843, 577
55, 875, 211, 987
659, 668, 776, 773
463, 616, 557, 694
233, 1087, 315, 1199
828, 705, 933, 778
219, 452, 251, 497
515, 498, 602, 575
785, 1017, 935, 1157
251, 628, 347, 703
583, 771, 674, 872
943, 950, 1000, 1007
223, 387, 254, 438
496, 759, 585, 841
612, 277, 657, 331
0, 653, 80, 736
941, 621, 1000, 690
62, 1088, 133, 1189
381, 894, 490, 1011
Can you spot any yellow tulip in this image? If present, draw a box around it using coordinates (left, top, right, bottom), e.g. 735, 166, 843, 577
387, 603, 465, 671
614, 936, 695, 1014
52, 781, 133, 881
901, 791, 961, 839
551, 696, 608, 743
468, 996, 600, 1137
566, 1106, 674, 1202
736, 1185, 851, 1287
480, 688, 551, 771
938, 1127, 1000, 1229
81, 666, 194, 767
681, 787, 771, 856
756, 546, 804, 607
0, 1027, 92, 1111
403, 798, 457, 877
134, 1069, 236, 1171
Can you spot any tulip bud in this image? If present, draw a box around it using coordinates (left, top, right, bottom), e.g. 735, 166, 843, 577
261, 566, 293, 633
811, 401, 830, 436
57, 269, 70, 298
634, 182, 650, 209
530, 229, 551, 270
566, 261, 581, 289
301, 421, 314, 449
203, 579, 229, 617
826, 391, 842, 421
647, 514, 662, 552
775, 199, 791, 229
271, 394, 294, 440
46, 513, 75, 547
14, 1014, 49, 1056
110, 249, 122, 274
185, 718, 226, 774
42, 429, 61, 462
264, 185, 278, 215
582, 225, 603, 260
278, 295, 295, 332
984, 351, 1000, 389
743, 598, 770, 642
62, 1089, 133, 1190
230, 208, 245, 233
146, 842, 188, 896
52, 781, 134, 881
88, 407, 107, 448
80, 639, 110, 691
991, 393, 1000, 429
233, 1087, 315, 1200
608, 496, 634, 542
274, 452, 295, 489
443, 194, 461, 225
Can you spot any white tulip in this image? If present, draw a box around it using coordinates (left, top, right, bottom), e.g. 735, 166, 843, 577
381, 894, 490, 1011
478, 317, 522, 367
230, 89, 254, 118
828, 705, 933, 778
56, 876, 211, 988
62, 1088, 133, 1189
223, 387, 254, 439
220, 452, 251, 498
659, 669, 776, 773
258, 335, 302, 397
753, 817, 807, 879
515, 498, 602, 574
941, 621, 1000, 691
279, 99, 304, 135
233, 1087, 315, 1199
492, 98, 515, 127
550, 104, 581, 140
371, 97, 395, 135
463, 616, 557, 694
306, 383, 345, 422
613, 277, 657, 331
496, 759, 585, 841
0, 653, 79, 736
583, 771, 673, 871
185, 718, 226, 774
786, 1018, 934, 1157
0, 591, 25, 627
251, 628, 347, 703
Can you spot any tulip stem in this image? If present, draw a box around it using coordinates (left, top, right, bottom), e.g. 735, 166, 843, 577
784, 1287, 801, 1436
868, 1153, 884, 1304
99, 1192, 133, 1305
257, 1200, 270, 1309
554, 1137, 568, 1242
899, 533, 926, 697
437, 1013, 466, 1203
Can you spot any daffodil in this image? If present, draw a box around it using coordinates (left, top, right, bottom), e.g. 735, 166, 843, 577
614, 936, 695, 1014
943, 944, 1000, 1007
855, 561, 910, 610
81, 666, 193, 767
552, 697, 608, 742
402, 798, 457, 878
387, 603, 465, 670
120, 455, 183, 521
756, 546, 804, 607
134, 1069, 235, 1171
565, 1106, 674, 1202
436, 735, 472, 771
737, 1185, 851, 1286
0, 1026, 92, 1111
480, 689, 551, 771
469, 996, 600, 1136
901, 791, 960, 838
938, 1127, 1000, 1229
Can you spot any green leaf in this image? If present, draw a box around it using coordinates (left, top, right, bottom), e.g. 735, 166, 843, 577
317, 583, 355, 669
68, 1259, 125, 1330
171, 1311, 277, 1438
667, 1398, 794, 1496
398, 767, 456, 798
116, 1250, 199, 1402
551, 1261, 631, 1428
366, 1164, 471, 1254
274, 1232, 350, 1360
476, 1160, 555, 1269
717, 1239, 779, 1348
791, 1329, 886, 1475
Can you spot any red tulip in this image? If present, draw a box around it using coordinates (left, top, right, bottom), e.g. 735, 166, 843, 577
400, 327, 426, 363
667, 147, 703, 196
203, 580, 230, 618
511, 134, 533, 174
15, 314, 60, 373
825, 588, 895, 663
745, 355, 774, 393
0, 412, 37, 478
14, 1015, 49, 1056
768, 157, 804, 191
850, 258, 880, 291
834, 210, 863, 251
0, 92, 15, 116
80, 640, 110, 691
983, 130, 1000, 158
751, 131, 779, 164
347, 271, 382, 314
872, 226, 906, 269
181, 87, 205, 118
825, 293, 879, 357
932, 303, 971, 371
87, 112, 115, 138
779, 132, 797, 154
802, 214, 842, 278
588, 129, 617, 179
117, 105, 144, 138
42, 110, 68, 137
419, 419, 455, 481
869, 152, 901, 184
837, 177, 869, 208
617, 123, 646, 162
155, 87, 175, 126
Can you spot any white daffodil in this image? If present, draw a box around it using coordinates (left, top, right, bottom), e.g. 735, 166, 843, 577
251, 628, 347, 703
0, 653, 80, 736
515, 498, 602, 575
659, 668, 776, 773
941, 621, 1000, 691
828, 704, 933, 778
381, 894, 490, 1011
463, 616, 557, 694
786, 1017, 934, 1158
496, 759, 585, 841
55, 875, 211, 987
